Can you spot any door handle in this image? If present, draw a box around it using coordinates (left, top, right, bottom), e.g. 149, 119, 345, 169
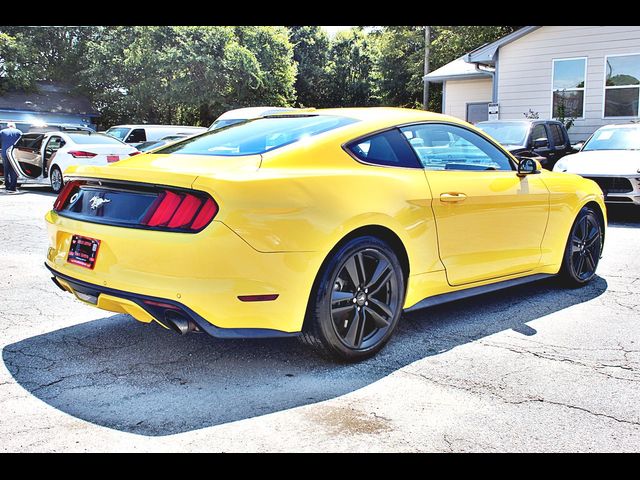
440, 192, 467, 202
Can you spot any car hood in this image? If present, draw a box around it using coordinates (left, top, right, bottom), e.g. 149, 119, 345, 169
558, 150, 640, 175
64, 153, 262, 189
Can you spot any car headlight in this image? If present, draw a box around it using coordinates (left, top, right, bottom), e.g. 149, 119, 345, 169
553, 160, 568, 172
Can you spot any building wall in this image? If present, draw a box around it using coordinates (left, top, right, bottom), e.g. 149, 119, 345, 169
443, 78, 493, 121
497, 25, 640, 141
0, 110, 98, 132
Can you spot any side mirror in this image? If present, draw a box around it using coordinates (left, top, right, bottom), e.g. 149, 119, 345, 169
572, 141, 584, 152
533, 137, 549, 149
517, 158, 542, 176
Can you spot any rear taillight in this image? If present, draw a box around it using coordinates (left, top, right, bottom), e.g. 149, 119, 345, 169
141, 190, 218, 231
129, 151, 142, 156
53, 180, 80, 211
68, 151, 97, 158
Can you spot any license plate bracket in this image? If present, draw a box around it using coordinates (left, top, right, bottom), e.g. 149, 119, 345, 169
67, 235, 101, 269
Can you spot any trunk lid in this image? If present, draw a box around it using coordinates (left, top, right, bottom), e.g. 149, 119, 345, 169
64, 153, 262, 189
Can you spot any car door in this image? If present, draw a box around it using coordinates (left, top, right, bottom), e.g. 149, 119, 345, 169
43, 135, 65, 176
10, 133, 45, 179
529, 123, 554, 167
400, 122, 550, 286
548, 123, 570, 166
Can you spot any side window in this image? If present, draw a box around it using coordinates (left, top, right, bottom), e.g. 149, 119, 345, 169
126, 128, 146, 143
46, 136, 65, 151
530, 124, 548, 145
346, 129, 421, 168
400, 123, 514, 171
549, 124, 565, 146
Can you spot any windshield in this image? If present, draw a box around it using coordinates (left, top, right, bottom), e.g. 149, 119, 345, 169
67, 133, 127, 145
582, 126, 640, 151
160, 115, 358, 156
105, 127, 130, 141
476, 122, 529, 146
208, 119, 248, 131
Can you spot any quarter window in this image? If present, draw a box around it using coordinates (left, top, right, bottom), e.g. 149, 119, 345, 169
552, 58, 586, 119
346, 129, 421, 168
604, 54, 640, 117
400, 123, 513, 171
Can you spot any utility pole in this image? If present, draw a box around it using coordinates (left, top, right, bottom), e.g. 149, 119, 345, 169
423, 26, 431, 110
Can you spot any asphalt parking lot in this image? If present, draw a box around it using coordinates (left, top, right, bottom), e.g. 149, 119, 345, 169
0, 185, 639, 452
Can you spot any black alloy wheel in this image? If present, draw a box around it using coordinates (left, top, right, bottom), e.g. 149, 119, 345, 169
560, 206, 603, 286
301, 236, 405, 361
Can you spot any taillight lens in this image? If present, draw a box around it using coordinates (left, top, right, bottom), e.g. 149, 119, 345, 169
141, 190, 218, 231
130, 151, 142, 156
53, 180, 81, 211
68, 151, 97, 158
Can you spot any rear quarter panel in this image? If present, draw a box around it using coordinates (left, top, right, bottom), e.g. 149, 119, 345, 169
192, 140, 443, 277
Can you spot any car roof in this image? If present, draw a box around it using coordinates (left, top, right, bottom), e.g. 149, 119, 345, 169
215, 107, 301, 121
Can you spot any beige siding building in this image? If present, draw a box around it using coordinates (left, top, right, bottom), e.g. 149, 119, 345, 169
425, 26, 640, 141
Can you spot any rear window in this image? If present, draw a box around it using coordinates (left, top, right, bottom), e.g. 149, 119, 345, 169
67, 133, 126, 145
158, 115, 358, 156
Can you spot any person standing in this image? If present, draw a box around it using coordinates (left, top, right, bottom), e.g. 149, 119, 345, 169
1, 122, 22, 193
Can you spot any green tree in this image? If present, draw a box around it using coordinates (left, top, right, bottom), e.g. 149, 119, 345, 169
289, 26, 330, 108
324, 28, 379, 107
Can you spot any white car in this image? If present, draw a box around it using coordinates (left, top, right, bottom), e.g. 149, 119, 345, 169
553, 123, 640, 206
6, 131, 139, 193
105, 125, 206, 146
208, 107, 302, 131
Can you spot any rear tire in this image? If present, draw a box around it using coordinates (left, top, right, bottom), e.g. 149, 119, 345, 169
50, 166, 63, 194
300, 236, 406, 362
559, 206, 603, 287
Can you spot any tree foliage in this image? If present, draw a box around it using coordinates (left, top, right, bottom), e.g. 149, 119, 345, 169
0, 25, 522, 127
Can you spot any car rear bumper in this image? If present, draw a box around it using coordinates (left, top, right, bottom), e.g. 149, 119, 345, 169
45, 210, 324, 334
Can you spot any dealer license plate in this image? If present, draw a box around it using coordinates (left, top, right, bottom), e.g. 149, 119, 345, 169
67, 235, 101, 269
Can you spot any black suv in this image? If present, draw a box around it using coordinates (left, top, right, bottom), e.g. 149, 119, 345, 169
476, 120, 574, 170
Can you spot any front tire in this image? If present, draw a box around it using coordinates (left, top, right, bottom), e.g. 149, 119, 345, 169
559, 206, 603, 287
50, 166, 64, 194
300, 236, 405, 362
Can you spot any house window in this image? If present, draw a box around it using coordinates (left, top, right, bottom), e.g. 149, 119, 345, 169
604, 54, 640, 117
552, 58, 586, 119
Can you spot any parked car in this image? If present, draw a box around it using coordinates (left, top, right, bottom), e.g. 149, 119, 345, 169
208, 106, 301, 131
6, 131, 138, 193
135, 134, 194, 153
27, 124, 96, 134
45, 108, 606, 361
105, 125, 206, 146
553, 123, 640, 206
476, 120, 574, 170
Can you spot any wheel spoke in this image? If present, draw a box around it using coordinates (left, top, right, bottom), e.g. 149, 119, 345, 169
365, 258, 390, 289
344, 308, 366, 348
584, 251, 595, 274
355, 252, 367, 286
575, 255, 585, 276
343, 256, 360, 287
581, 216, 589, 240
366, 306, 390, 328
368, 297, 393, 318
369, 270, 393, 296
354, 308, 367, 348
332, 304, 355, 315
331, 291, 353, 305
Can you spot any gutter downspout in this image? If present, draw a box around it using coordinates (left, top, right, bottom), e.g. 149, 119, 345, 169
474, 62, 497, 104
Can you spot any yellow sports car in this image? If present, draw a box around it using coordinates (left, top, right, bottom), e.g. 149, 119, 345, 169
45, 108, 606, 361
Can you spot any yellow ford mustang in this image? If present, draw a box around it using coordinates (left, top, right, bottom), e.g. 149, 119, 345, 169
45, 108, 606, 361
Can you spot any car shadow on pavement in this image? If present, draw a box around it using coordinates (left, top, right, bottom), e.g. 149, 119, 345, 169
3, 275, 608, 436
